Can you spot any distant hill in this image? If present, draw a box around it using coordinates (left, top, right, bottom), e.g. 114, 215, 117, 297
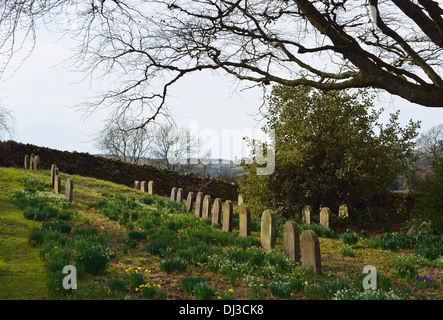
99, 155, 246, 180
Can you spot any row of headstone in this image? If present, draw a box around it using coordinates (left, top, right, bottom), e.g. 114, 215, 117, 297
302, 204, 349, 228
24, 154, 40, 170
50, 163, 73, 203
259, 209, 321, 273
170, 187, 184, 203
134, 180, 155, 195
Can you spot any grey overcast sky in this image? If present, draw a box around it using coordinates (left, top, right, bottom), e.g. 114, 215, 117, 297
1, 22, 443, 161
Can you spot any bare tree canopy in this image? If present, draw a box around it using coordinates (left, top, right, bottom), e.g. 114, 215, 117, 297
0, 105, 14, 139
2, 0, 443, 128
95, 116, 153, 164
416, 124, 443, 165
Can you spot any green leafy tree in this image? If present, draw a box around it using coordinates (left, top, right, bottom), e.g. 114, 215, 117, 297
412, 159, 443, 234
239, 85, 420, 217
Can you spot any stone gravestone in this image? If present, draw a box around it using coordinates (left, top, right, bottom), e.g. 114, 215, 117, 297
33, 155, 40, 170
338, 204, 349, 219
134, 180, 140, 190
222, 200, 233, 232
211, 198, 222, 225
194, 192, 204, 217
30, 154, 35, 170
24, 155, 29, 169
170, 187, 177, 201
140, 181, 148, 193
202, 195, 212, 219
65, 178, 73, 203
148, 181, 155, 195
239, 204, 251, 237
301, 230, 321, 274
320, 207, 331, 228
54, 175, 61, 194
238, 195, 245, 205
50, 164, 57, 186
260, 210, 276, 250
186, 192, 195, 213
282, 221, 300, 262
176, 188, 183, 203
302, 205, 312, 225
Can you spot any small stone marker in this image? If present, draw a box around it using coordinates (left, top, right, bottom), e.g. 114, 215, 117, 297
338, 204, 349, 219
33, 155, 40, 170
301, 230, 321, 274
65, 178, 73, 203
134, 180, 140, 189
320, 207, 331, 228
283, 221, 300, 262
54, 175, 61, 194
238, 195, 245, 205
302, 205, 312, 225
260, 210, 276, 250
50, 164, 57, 186
222, 200, 233, 232
176, 188, 183, 203
186, 192, 195, 213
140, 181, 148, 192
24, 155, 29, 169
239, 204, 251, 237
194, 192, 204, 217
148, 181, 155, 195
211, 198, 222, 225
202, 195, 212, 219
170, 187, 177, 201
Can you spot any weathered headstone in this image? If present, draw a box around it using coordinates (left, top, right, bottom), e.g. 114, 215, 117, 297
302, 205, 312, 225
194, 192, 204, 217
260, 210, 276, 250
54, 175, 61, 194
338, 204, 349, 219
211, 198, 222, 225
50, 164, 57, 186
148, 181, 154, 195
320, 207, 330, 228
301, 230, 321, 274
65, 178, 73, 203
134, 180, 140, 189
30, 154, 35, 170
176, 188, 183, 203
202, 195, 212, 219
33, 155, 40, 170
222, 200, 233, 232
238, 195, 245, 205
186, 192, 195, 213
239, 204, 251, 237
24, 155, 29, 169
140, 181, 148, 192
170, 187, 177, 201
282, 221, 300, 262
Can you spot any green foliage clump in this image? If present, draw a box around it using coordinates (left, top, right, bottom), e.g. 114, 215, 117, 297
159, 257, 188, 274
412, 159, 443, 234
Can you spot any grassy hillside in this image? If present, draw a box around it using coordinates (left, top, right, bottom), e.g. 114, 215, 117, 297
1, 166, 442, 300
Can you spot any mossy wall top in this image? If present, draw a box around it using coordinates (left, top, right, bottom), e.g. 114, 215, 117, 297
0, 140, 238, 201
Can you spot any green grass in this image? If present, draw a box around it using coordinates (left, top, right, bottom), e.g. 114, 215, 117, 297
0, 168, 47, 299
1, 166, 442, 300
